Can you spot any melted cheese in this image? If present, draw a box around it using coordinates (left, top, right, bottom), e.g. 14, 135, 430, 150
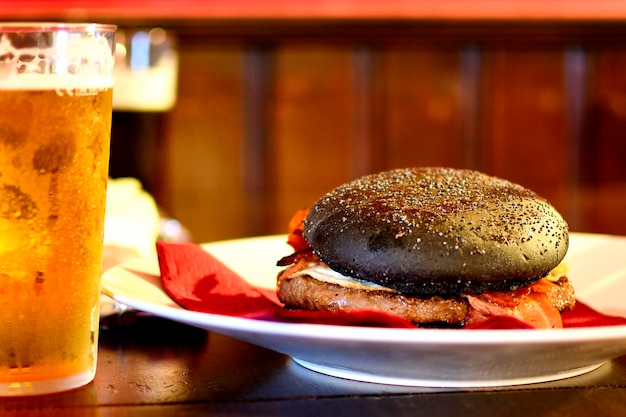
546, 262, 569, 282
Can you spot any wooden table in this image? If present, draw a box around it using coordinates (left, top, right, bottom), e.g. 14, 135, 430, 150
1, 311, 625, 416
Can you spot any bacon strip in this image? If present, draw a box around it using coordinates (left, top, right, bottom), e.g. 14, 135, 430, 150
465, 279, 573, 328
286, 208, 310, 252
276, 248, 317, 267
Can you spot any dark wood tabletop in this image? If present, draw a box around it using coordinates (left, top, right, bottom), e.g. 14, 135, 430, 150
1, 311, 625, 416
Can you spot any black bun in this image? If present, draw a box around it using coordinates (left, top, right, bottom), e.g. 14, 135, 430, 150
303, 167, 569, 296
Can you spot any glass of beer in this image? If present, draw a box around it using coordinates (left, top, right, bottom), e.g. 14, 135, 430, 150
0, 23, 116, 395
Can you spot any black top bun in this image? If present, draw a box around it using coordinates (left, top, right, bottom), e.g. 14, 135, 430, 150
303, 167, 569, 296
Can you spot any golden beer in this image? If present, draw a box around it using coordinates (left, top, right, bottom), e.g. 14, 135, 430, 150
0, 24, 115, 395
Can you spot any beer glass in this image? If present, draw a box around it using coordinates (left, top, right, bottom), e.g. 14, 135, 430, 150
0, 23, 116, 395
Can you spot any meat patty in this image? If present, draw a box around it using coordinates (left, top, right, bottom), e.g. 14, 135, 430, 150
277, 264, 576, 327
278, 273, 469, 325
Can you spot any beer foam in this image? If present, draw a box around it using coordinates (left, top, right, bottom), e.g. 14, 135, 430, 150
0, 31, 114, 91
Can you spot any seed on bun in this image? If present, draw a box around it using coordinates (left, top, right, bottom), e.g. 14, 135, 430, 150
277, 167, 574, 328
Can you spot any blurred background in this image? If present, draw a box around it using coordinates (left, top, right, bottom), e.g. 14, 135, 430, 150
4, 0, 626, 243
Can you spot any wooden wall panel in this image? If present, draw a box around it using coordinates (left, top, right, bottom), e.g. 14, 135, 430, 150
380, 49, 467, 170
590, 50, 626, 184
165, 47, 247, 242
482, 50, 572, 220
579, 50, 626, 235
269, 47, 359, 233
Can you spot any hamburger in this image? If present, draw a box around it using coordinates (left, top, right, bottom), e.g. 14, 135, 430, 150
276, 167, 575, 329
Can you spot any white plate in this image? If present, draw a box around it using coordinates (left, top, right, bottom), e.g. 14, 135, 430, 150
102, 232, 626, 388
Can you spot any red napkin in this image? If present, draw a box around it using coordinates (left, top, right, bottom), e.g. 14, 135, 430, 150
156, 241, 626, 330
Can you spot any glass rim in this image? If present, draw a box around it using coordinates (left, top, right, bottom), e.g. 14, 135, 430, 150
0, 22, 117, 33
